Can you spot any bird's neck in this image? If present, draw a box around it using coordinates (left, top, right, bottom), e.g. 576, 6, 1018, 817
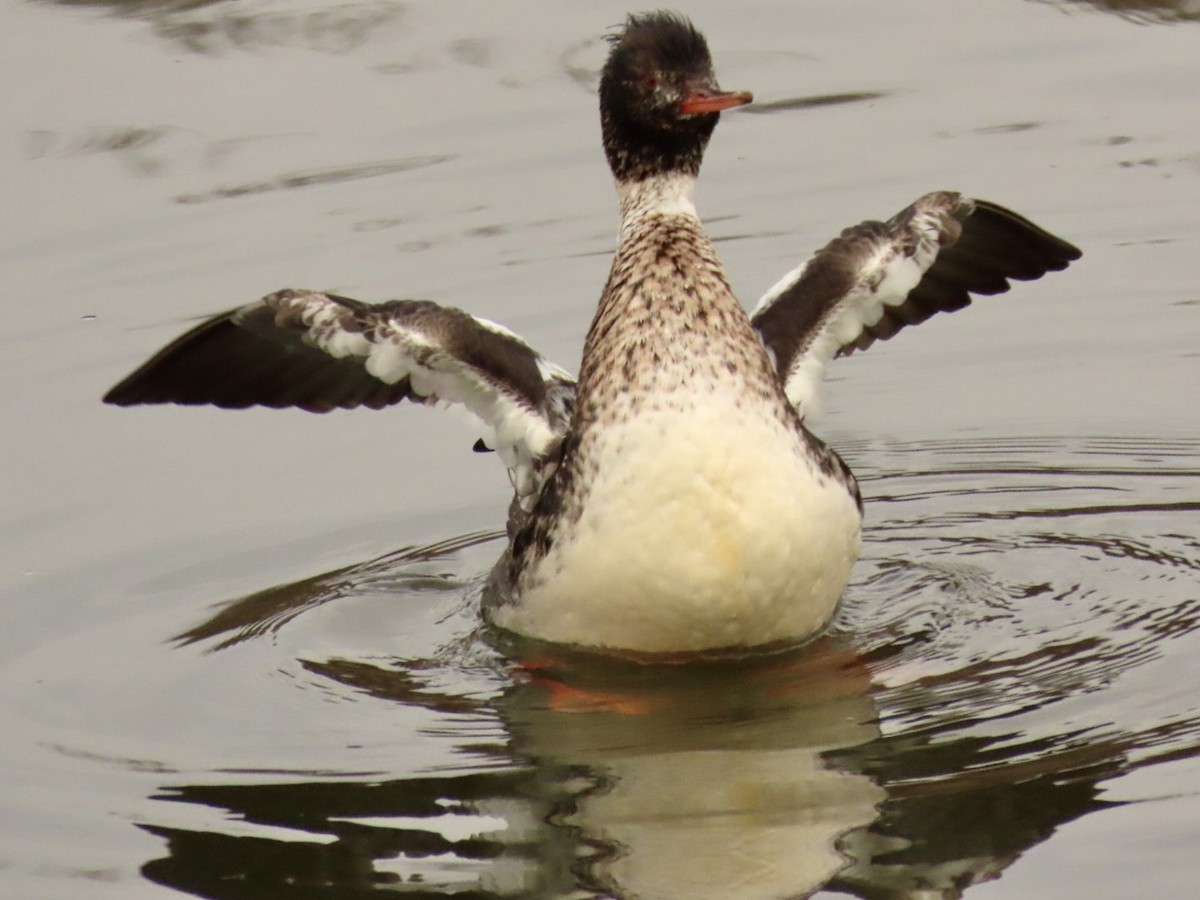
575, 167, 761, 421
615, 171, 699, 236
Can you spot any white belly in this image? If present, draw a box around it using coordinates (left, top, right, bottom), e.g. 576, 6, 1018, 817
497, 393, 862, 653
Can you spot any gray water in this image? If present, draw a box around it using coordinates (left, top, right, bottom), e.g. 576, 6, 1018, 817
2, 1, 1199, 897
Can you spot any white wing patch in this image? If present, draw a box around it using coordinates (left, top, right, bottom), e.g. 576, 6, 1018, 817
751, 260, 808, 319
268, 290, 569, 506
98, 287, 579, 511
791, 245, 934, 415
752, 193, 966, 420
751, 192, 1080, 423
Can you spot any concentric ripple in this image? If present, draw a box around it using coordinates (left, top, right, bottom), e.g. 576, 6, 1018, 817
12, 437, 1198, 898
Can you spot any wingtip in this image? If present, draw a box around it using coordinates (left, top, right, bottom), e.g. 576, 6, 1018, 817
102, 376, 155, 407
973, 198, 1083, 259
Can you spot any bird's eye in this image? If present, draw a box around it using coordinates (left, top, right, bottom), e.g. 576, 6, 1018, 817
643, 75, 657, 90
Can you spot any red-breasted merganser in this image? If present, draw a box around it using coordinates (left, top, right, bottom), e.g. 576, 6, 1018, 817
104, 12, 1080, 655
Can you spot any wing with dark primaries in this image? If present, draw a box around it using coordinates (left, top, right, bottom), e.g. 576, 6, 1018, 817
104, 289, 576, 500
750, 191, 1081, 418
104, 294, 410, 413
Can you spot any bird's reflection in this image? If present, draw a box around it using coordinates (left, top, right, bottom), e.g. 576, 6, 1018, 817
138, 538, 1149, 898
144, 639, 885, 899
496, 646, 884, 899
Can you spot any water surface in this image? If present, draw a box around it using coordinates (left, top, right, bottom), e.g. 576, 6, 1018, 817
2, 0, 1199, 897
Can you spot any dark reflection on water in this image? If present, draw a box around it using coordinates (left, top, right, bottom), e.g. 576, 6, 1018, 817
133, 438, 1200, 898
44, 0, 408, 55
173, 155, 454, 206
41, 0, 1200, 70
144, 643, 884, 898
743, 91, 891, 114
1034, 0, 1200, 23
141, 771, 565, 897
830, 735, 1126, 897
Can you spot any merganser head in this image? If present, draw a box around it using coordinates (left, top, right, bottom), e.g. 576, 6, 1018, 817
599, 11, 753, 184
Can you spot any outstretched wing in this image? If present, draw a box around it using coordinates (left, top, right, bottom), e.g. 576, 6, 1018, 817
104, 289, 576, 503
750, 191, 1081, 419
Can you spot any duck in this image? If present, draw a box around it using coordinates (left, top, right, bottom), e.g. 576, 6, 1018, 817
104, 11, 1080, 656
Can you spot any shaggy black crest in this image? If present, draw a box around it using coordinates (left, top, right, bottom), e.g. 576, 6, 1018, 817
604, 11, 711, 75
600, 11, 723, 182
